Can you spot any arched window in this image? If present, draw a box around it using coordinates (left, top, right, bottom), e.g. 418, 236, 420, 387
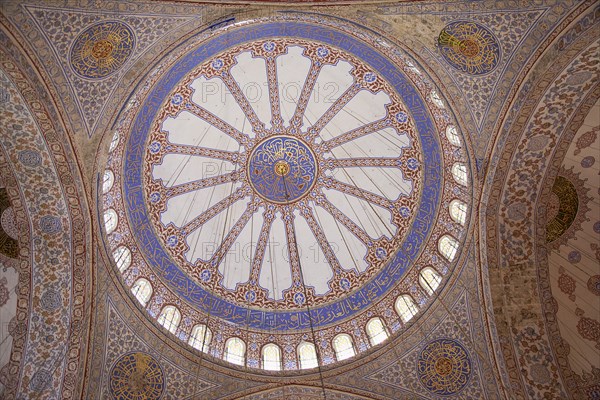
112, 246, 132, 272
189, 324, 212, 353
109, 131, 120, 152
406, 60, 422, 76
430, 90, 445, 108
262, 343, 282, 371
451, 163, 468, 186
419, 267, 442, 295
439, 234, 460, 262
224, 337, 246, 366
366, 317, 388, 346
445, 125, 461, 146
131, 278, 152, 306
104, 209, 118, 234
333, 334, 355, 361
449, 199, 468, 225
103, 169, 114, 193
157, 305, 181, 334
395, 295, 418, 323
298, 342, 318, 370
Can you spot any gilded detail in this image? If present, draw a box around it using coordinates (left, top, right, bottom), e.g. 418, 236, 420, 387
417, 338, 472, 395
109, 352, 165, 400
70, 21, 135, 79
248, 136, 317, 204
438, 21, 500, 75
546, 175, 579, 243
0, 188, 18, 259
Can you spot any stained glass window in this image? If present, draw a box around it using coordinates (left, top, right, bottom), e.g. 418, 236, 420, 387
131, 278, 152, 306
395, 295, 418, 323
449, 199, 468, 225
451, 163, 468, 186
104, 209, 118, 234
298, 342, 318, 370
109, 131, 120, 152
333, 334, 356, 361
157, 305, 181, 334
430, 90, 445, 108
112, 246, 131, 272
419, 267, 442, 295
439, 234, 459, 262
262, 343, 282, 371
103, 169, 114, 193
189, 324, 212, 353
445, 125, 461, 146
224, 337, 246, 366
366, 317, 388, 346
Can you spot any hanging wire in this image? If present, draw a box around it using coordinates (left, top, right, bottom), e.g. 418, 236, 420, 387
191, 120, 246, 398
30, 172, 153, 398
281, 173, 328, 400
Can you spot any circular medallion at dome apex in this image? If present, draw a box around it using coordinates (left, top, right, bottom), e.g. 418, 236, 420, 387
103, 13, 473, 370
248, 135, 318, 204
70, 21, 135, 79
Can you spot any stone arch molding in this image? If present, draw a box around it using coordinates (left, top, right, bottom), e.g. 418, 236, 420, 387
0, 45, 92, 400
226, 384, 380, 400
483, 7, 600, 399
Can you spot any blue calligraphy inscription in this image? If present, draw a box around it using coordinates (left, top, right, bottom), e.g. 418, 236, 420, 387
124, 21, 442, 331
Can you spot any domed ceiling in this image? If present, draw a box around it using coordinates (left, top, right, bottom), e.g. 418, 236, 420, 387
102, 13, 471, 370
2, 0, 599, 398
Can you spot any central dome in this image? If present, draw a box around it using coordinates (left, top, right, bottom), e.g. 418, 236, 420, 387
142, 33, 423, 310
102, 14, 471, 371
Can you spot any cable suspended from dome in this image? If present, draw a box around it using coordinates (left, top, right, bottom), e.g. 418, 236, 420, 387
281, 172, 328, 400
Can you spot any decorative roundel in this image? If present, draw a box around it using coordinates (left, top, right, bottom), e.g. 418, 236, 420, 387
103, 13, 472, 370
437, 21, 500, 75
70, 21, 135, 79
248, 135, 318, 204
1, 207, 18, 240
587, 275, 600, 296
18, 149, 42, 167
0, 190, 18, 259
417, 338, 472, 395
109, 352, 165, 400
546, 175, 579, 242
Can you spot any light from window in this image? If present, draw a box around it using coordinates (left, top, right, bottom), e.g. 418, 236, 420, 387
104, 209, 118, 234
445, 125, 461, 146
103, 169, 114, 193
189, 324, 212, 353
449, 199, 468, 225
395, 295, 418, 323
298, 342, 318, 370
439, 234, 459, 262
262, 343, 282, 371
157, 305, 181, 334
131, 278, 152, 306
406, 60, 422, 76
366, 317, 388, 346
419, 267, 442, 295
430, 90, 445, 108
333, 334, 356, 361
224, 337, 246, 366
451, 163, 468, 186
109, 131, 120, 152
112, 246, 131, 272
